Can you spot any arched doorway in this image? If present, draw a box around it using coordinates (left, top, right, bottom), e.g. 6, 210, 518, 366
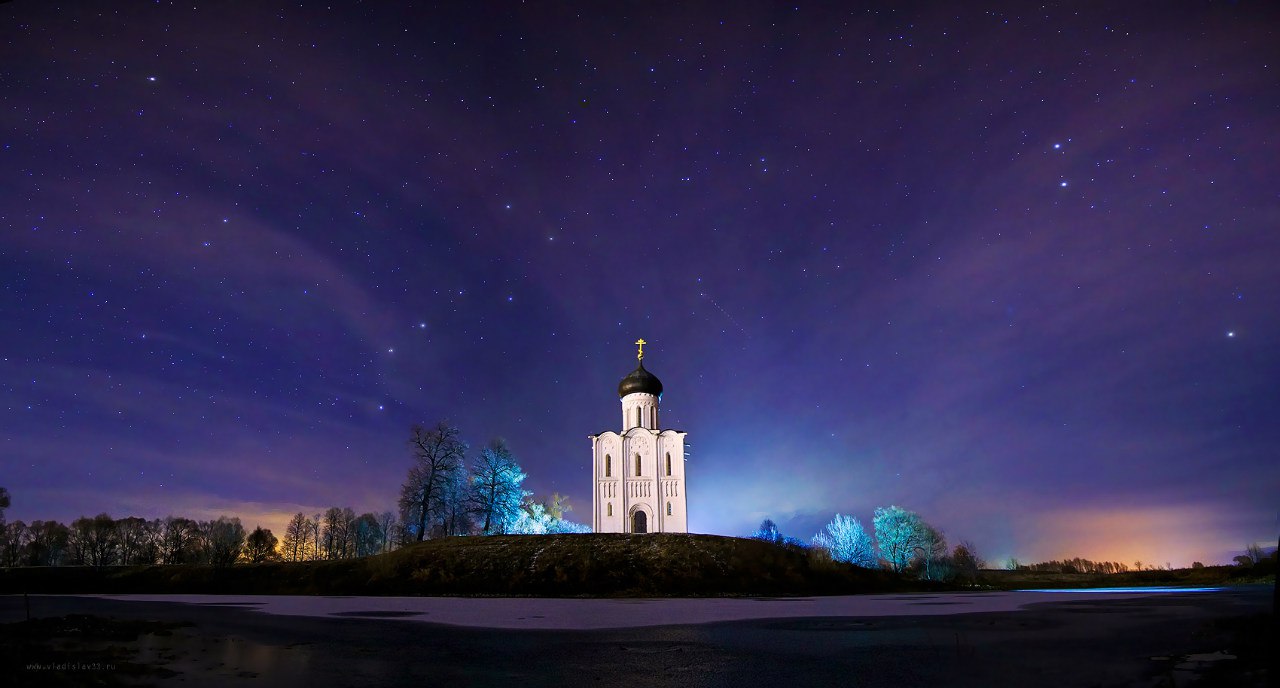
632, 510, 648, 533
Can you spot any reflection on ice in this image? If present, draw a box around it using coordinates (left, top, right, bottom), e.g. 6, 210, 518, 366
1020, 586, 1224, 593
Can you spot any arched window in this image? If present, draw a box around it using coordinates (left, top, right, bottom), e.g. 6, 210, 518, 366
635, 407, 641, 427
665, 452, 671, 476
604, 454, 611, 477
634, 453, 641, 476
607, 503, 612, 517
651, 407, 656, 427
667, 502, 672, 516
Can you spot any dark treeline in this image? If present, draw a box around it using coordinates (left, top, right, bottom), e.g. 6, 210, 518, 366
0, 514, 277, 568
0, 421, 587, 568
1014, 557, 1136, 574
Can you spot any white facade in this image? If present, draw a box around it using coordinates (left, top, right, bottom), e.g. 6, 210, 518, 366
590, 371, 688, 534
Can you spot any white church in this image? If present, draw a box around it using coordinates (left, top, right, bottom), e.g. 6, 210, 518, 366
589, 339, 688, 533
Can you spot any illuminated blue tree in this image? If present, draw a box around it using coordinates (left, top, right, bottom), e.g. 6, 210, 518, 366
873, 505, 928, 573
469, 439, 528, 534
510, 496, 592, 534
811, 513, 877, 568
751, 518, 782, 543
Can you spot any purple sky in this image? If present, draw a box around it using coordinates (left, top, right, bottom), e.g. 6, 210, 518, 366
3, 2, 1277, 567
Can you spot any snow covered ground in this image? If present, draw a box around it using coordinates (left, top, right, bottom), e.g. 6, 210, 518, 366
77, 587, 1227, 630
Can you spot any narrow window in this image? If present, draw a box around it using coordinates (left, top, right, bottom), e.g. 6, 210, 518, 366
635, 453, 641, 476
665, 452, 671, 476
604, 454, 611, 477
651, 407, 656, 427
607, 503, 612, 517
667, 502, 672, 516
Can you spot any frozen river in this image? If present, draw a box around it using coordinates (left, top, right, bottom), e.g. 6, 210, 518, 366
5, 586, 1268, 687
68, 586, 1229, 630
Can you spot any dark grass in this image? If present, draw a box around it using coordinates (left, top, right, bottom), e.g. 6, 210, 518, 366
0, 533, 924, 597
2, 534, 1268, 597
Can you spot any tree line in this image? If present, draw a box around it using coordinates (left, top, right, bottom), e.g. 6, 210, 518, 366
0, 513, 278, 569
752, 506, 985, 583
0, 422, 588, 568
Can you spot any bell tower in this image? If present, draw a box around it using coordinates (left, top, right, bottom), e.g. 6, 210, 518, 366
589, 339, 688, 533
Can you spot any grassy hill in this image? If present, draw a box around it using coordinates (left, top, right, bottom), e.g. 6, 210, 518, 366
0, 533, 920, 597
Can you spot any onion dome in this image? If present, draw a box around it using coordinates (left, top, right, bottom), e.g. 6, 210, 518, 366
618, 361, 663, 399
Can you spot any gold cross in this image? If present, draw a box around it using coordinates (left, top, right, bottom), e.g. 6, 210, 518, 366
635, 338, 647, 361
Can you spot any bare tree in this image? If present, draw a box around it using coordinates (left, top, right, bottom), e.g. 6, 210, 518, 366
159, 516, 201, 564
1245, 542, 1265, 565
353, 512, 382, 557
203, 516, 246, 568
913, 523, 949, 580
0, 521, 30, 567
27, 520, 70, 566
377, 511, 397, 553
282, 512, 311, 561
321, 507, 358, 559
243, 526, 279, 563
399, 422, 468, 542
70, 513, 118, 568
952, 540, 984, 582
115, 516, 152, 565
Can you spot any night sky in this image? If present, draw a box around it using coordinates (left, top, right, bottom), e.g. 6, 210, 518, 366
3, 2, 1277, 567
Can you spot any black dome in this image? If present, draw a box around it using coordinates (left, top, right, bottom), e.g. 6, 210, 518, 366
618, 362, 663, 398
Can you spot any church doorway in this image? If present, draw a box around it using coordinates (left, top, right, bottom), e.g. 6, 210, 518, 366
632, 510, 648, 533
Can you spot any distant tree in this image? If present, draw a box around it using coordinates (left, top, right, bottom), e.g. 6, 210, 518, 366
377, 511, 397, 553
243, 526, 279, 563
1233, 555, 1253, 568
115, 517, 153, 565
204, 516, 246, 568
159, 516, 202, 564
0, 486, 9, 525
752, 518, 782, 543
1245, 542, 1265, 565
70, 513, 118, 568
440, 468, 472, 536
912, 524, 949, 580
321, 507, 355, 559
399, 422, 468, 542
26, 520, 70, 566
282, 512, 310, 562
1191, 561, 1205, 569
0, 521, 30, 567
873, 506, 928, 573
812, 514, 877, 568
1134, 560, 1143, 571
510, 495, 590, 535
952, 541, 984, 582
546, 493, 572, 521
311, 513, 322, 561
511, 499, 549, 535
353, 512, 383, 557
469, 439, 529, 535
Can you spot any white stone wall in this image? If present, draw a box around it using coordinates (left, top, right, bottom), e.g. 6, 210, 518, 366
590, 421, 687, 533
620, 392, 659, 431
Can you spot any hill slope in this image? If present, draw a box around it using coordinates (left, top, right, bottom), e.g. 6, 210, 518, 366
0, 534, 913, 597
